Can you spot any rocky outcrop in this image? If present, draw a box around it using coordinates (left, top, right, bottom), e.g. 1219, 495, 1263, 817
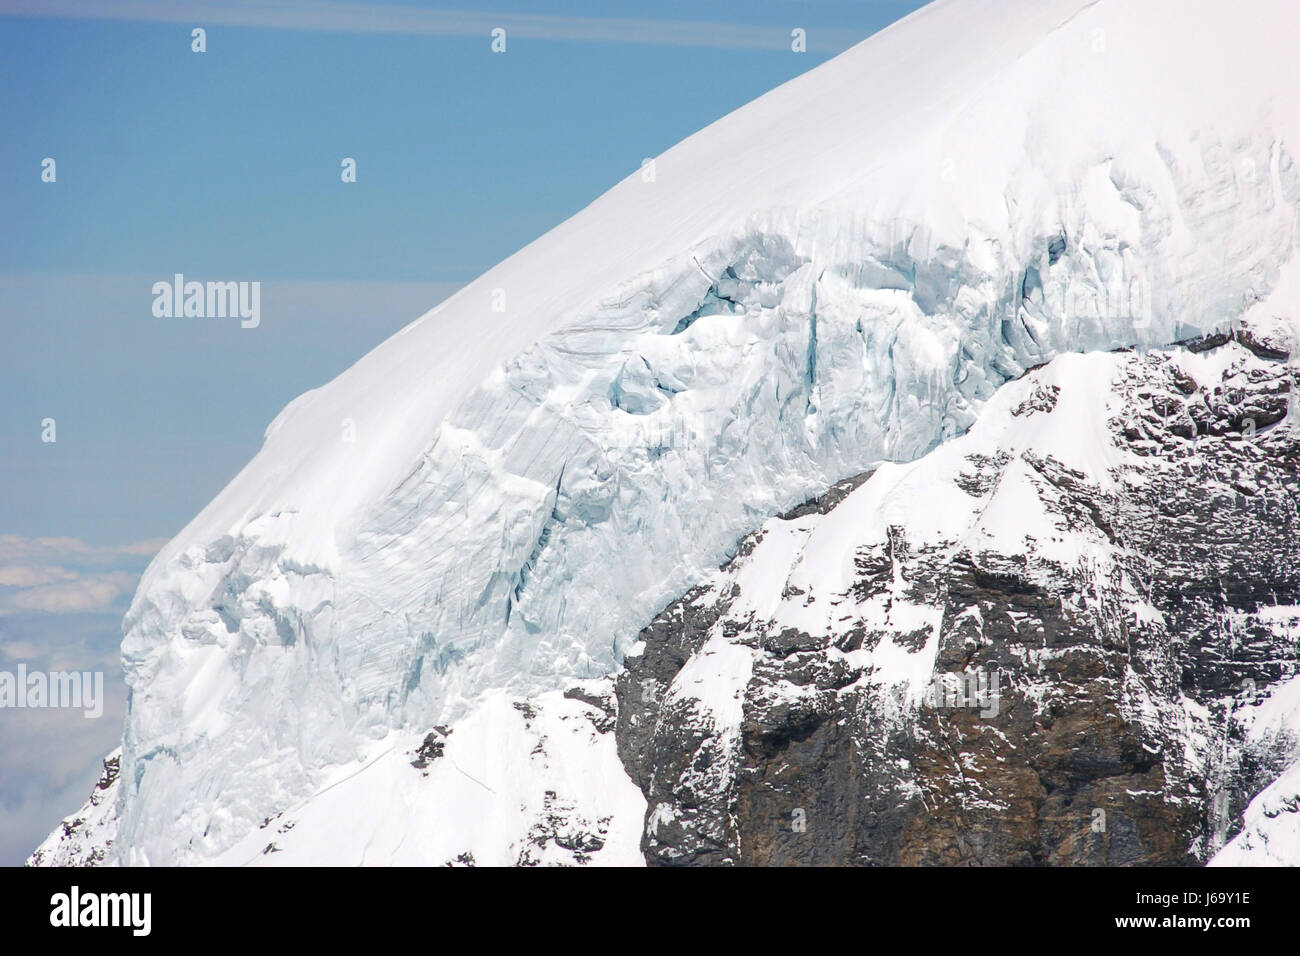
615, 330, 1300, 865
27, 751, 120, 868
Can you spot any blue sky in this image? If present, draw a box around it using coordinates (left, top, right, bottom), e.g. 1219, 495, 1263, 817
0, 0, 928, 862
2, 0, 928, 546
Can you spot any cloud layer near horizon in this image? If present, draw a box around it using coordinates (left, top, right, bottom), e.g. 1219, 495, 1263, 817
0, 534, 164, 615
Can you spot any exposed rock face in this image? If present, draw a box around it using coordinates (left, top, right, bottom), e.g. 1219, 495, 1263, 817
615, 330, 1300, 866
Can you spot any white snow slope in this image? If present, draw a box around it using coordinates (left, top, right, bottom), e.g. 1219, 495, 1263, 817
88, 0, 1300, 863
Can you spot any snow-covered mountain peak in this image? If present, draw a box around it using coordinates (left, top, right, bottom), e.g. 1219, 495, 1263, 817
151, 0, 1300, 571
91, 0, 1300, 863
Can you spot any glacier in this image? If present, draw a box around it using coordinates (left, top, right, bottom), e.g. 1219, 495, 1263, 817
39, 298, 1300, 866
63, 0, 1300, 863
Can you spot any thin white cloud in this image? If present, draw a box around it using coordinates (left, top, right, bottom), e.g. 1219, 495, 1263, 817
0, 533, 162, 567
117, 538, 171, 556
0, 0, 864, 52
0, 566, 78, 588
1, 572, 139, 615
8, 535, 90, 555
0, 638, 42, 660
0, 536, 160, 615
0, 274, 468, 328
